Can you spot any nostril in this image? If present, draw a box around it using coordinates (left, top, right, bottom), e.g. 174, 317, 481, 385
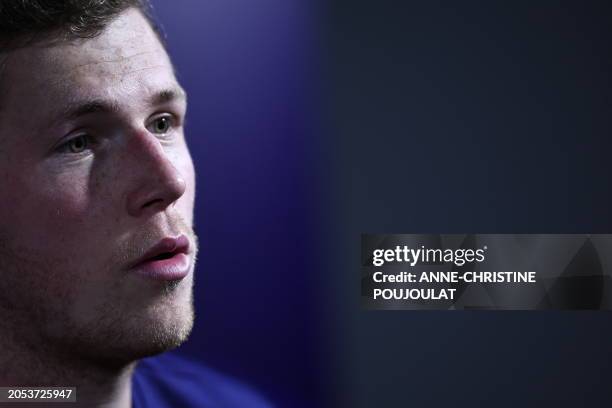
142, 198, 164, 209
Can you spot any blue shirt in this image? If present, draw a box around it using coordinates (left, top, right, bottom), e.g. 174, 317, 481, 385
132, 353, 273, 408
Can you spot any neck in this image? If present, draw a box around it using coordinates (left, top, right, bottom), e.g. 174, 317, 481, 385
0, 321, 136, 408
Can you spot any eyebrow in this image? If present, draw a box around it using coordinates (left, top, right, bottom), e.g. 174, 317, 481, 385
153, 88, 187, 105
57, 87, 187, 123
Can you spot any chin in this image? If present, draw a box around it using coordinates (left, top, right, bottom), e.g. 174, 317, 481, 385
143, 301, 195, 353
119, 292, 195, 359
60, 290, 195, 369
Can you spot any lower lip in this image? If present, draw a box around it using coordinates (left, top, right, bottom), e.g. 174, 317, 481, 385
131, 253, 190, 281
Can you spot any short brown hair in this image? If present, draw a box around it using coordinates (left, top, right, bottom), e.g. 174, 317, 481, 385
0, 0, 160, 50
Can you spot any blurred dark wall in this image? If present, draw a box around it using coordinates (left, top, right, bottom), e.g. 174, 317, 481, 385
328, 1, 612, 407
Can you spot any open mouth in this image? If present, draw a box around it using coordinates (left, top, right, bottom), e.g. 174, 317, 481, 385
149, 251, 177, 262
128, 235, 191, 281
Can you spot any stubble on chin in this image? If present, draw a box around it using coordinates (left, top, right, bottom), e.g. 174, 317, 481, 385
0, 235, 197, 371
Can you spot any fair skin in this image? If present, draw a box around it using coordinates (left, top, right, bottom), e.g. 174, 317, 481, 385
0, 8, 197, 408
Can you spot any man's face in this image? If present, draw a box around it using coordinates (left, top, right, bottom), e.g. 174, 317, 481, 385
0, 8, 197, 364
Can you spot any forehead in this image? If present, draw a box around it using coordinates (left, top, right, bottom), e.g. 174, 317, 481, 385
0, 8, 177, 130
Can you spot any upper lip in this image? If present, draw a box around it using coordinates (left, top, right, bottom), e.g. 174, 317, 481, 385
130, 234, 190, 268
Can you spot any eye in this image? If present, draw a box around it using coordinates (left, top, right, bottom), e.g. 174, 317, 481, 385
148, 115, 174, 135
56, 134, 92, 154
68, 135, 88, 153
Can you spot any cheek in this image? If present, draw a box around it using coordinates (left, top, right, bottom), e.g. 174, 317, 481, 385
0, 174, 97, 307
2, 170, 99, 246
38, 180, 90, 219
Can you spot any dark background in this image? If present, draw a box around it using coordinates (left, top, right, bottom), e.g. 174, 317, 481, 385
328, 1, 612, 407
151, 0, 612, 407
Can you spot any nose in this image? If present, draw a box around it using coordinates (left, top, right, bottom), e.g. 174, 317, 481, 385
124, 130, 187, 218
